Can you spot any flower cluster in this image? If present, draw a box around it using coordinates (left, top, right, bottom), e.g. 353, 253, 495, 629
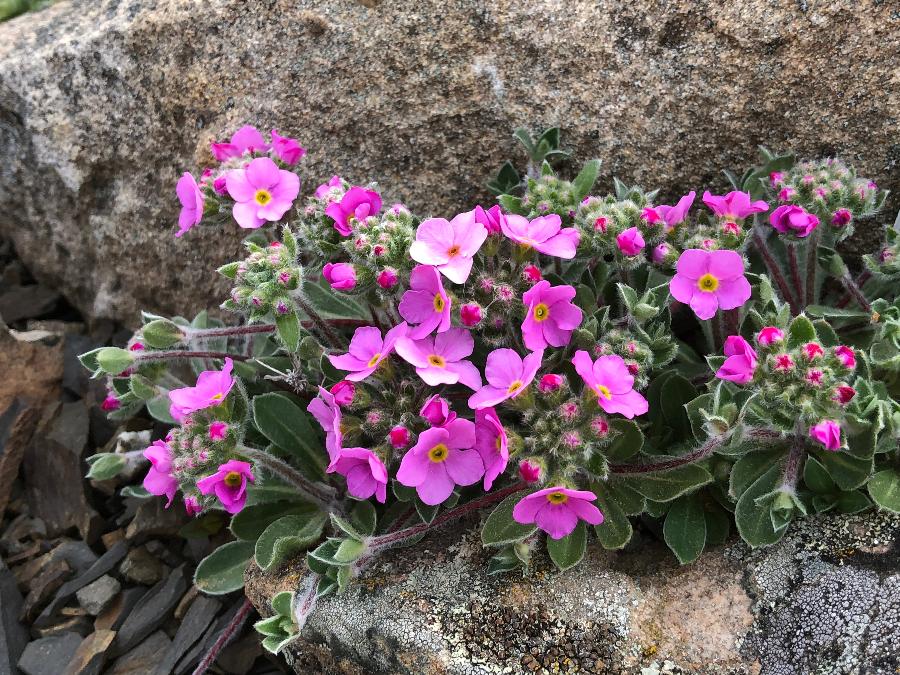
219, 237, 301, 320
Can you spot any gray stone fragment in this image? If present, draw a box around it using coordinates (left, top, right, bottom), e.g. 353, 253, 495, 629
154, 595, 222, 675
17, 632, 82, 675
106, 630, 172, 675
0, 561, 28, 674
118, 546, 164, 586
75, 575, 121, 616
112, 565, 188, 655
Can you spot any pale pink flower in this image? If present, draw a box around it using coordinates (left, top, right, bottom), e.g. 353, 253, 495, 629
307, 386, 343, 463
655, 191, 695, 230
474, 407, 508, 490
501, 214, 580, 258
168, 358, 234, 422
143, 440, 178, 507
468, 349, 544, 409
715, 336, 757, 384
512, 487, 603, 539
225, 157, 300, 229
398, 265, 451, 339
327, 447, 388, 503
270, 129, 305, 165
196, 460, 255, 514
409, 212, 488, 283
669, 249, 751, 320
702, 191, 769, 220
314, 175, 343, 200
521, 281, 583, 351
327, 323, 408, 381
394, 328, 482, 389
176, 172, 204, 238
474, 205, 506, 235
572, 351, 648, 419
210, 125, 269, 161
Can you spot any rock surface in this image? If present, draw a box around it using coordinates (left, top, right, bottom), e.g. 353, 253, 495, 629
245, 509, 900, 674
1, 0, 898, 324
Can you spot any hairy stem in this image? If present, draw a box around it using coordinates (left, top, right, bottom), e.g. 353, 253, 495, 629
711, 314, 724, 351
837, 270, 871, 308
191, 598, 254, 675
240, 446, 339, 511
135, 350, 250, 363
186, 324, 276, 339
369, 482, 527, 551
752, 228, 799, 314
725, 308, 740, 337
804, 228, 820, 309
609, 428, 783, 474
293, 294, 344, 348
839, 273, 872, 313
291, 572, 321, 631
787, 242, 803, 307
780, 434, 806, 492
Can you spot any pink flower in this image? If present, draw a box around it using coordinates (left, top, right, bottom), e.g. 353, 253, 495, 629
325, 187, 381, 236
641, 207, 662, 224
702, 191, 769, 220
538, 374, 564, 393
715, 336, 758, 384
398, 265, 451, 339
523, 264, 543, 284
208, 421, 228, 441
196, 460, 255, 514
270, 129, 305, 165
806, 368, 824, 386
803, 342, 824, 361
101, 394, 120, 412
591, 416, 610, 436
474, 205, 506, 235
395, 328, 482, 389
809, 420, 841, 451
377, 268, 399, 290
474, 407, 509, 490
651, 243, 671, 264
757, 326, 784, 346
225, 157, 300, 229
778, 187, 796, 202
501, 213, 580, 259
210, 125, 269, 161
327, 447, 388, 503
655, 191, 695, 230
770, 172, 785, 186
327, 323, 408, 382
774, 354, 795, 372
183, 496, 203, 517
396, 420, 484, 505
468, 349, 544, 409
769, 205, 820, 238
831, 209, 852, 227
572, 351, 648, 419
834, 346, 856, 369
315, 175, 343, 200
409, 212, 488, 284
322, 263, 357, 290
213, 176, 227, 196
168, 358, 235, 422
307, 387, 343, 463
143, 440, 178, 507
175, 173, 204, 237
420, 395, 456, 427
519, 460, 542, 484
329, 380, 355, 406
389, 426, 411, 449
460, 303, 483, 327
521, 281, 583, 351
594, 216, 609, 232
833, 385, 856, 405
512, 487, 604, 539
669, 249, 751, 320
616, 227, 645, 256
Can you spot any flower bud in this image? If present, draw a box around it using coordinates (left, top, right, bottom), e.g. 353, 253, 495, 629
802, 342, 824, 361
388, 425, 410, 449
101, 393, 120, 412
834, 345, 856, 369
460, 303, 483, 327
809, 420, 841, 451
377, 267, 399, 290
142, 319, 186, 349
616, 227, 645, 256
651, 243, 671, 264
538, 374, 564, 393
329, 380, 355, 406
208, 421, 228, 440
594, 216, 608, 232
773, 353, 794, 372
590, 416, 609, 437
757, 326, 784, 346
184, 496, 203, 517
322, 263, 357, 291
518, 459, 542, 484
522, 264, 543, 284
420, 395, 454, 427
833, 385, 856, 405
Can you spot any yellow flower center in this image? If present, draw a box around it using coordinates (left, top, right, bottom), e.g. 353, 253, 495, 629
546, 491, 569, 505
224, 471, 242, 487
428, 443, 449, 463
496, 435, 503, 450
447, 245, 461, 258
433, 294, 445, 312
507, 380, 523, 394
427, 354, 446, 368
367, 352, 382, 368
595, 384, 612, 400
254, 189, 273, 206
533, 303, 550, 322
211, 393, 224, 401
697, 273, 719, 292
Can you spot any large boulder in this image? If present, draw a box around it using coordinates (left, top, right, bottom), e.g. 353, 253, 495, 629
244, 509, 900, 674
1, 0, 898, 325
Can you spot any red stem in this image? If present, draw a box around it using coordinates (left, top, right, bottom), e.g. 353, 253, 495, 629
136, 350, 250, 362
787, 243, 803, 307
187, 324, 276, 338
752, 229, 799, 314
837, 270, 871, 308
192, 598, 254, 675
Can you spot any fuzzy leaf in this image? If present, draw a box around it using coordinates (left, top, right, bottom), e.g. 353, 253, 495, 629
605, 419, 644, 462
663, 495, 707, 564
868, 469, 900, 513
252, 393, 326, 480
591, 486, 633, 550
482, 491, 537, 546
255, 513, 327, 571
194, 540, 255, 595
815, 448, 872, 491
275, 312, 301, 352
572, 159, 602, 201
624, 463, 713, 502
230, 501, 317, 540
734, 463, 785, 548
802, 455, 836, 494
546, 521, 586, 571
85, 453, 126, 481
787, 315, 817, 349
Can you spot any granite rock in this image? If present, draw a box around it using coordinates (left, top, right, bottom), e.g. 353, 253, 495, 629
245, 509, 900, 674
0, 0, 897, 324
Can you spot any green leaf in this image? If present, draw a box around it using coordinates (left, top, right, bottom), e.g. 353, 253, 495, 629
96, 347, 134, 376
146, 394, 177, 425
271, 590, 294, 617
546, 521, 586, 571
333, 538, 366, 563
487, 161, 521, 196
787, 315, 816, 349
85, 453, 126, 481
624, 463, 713, 502
498, 194, 525, 215
572, 159, 602, 201
605, 419, 644, 461
663, 495, 707, 564
814, 449, 872, 491
835, 490, 872, 514
734, 463, 785, 547
802, 455, 836, 494
704, 506, 731, 546
660, 375, 698, 439
591, 487, 633, 550
255, 513, 327, 571
730, 449, 784, 500
868, 469, 900, 513
301, 279, 367, 320
194, 540, 255, 595
141, 319, 185, 348
275, 312, 301, 351
348, 500, 377, 537
482, 491, 537, 546
230, 501, 317, 540
252, 393, 326, 479
805, 305, 870, 320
